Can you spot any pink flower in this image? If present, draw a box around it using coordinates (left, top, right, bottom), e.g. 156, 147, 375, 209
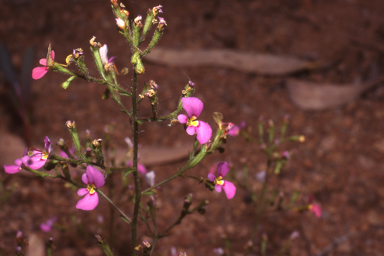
21, 136, 52, 170
4, 158, 22, 174
227, 125, 240, 136
309, 203, 322, 218
76, 166, 105, 211
178, 97, 212, 145
208, 161, 236, 199
32, 50, 54, 79
40, 217, 57, 232
99, 44, 117, 72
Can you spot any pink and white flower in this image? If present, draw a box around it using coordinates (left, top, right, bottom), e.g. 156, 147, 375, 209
178, 97, 212, 145
208, 161, 236, 199
32, 50, 54, 80
76, 166, 105, 211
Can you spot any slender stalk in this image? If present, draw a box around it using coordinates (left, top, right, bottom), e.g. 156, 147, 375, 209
98, 189, 131, 224
131, 70, 141, 256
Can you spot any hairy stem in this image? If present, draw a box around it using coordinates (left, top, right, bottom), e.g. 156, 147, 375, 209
131, 70, 141, 256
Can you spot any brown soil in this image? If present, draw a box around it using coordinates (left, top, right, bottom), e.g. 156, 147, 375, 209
1, 0, 384, 255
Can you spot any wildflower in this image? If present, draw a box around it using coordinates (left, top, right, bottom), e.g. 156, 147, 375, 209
115, 18, 126, 30
32, 50, 54, 79
134, 15, 142, 27
4, 158, 22, 174
76, 166, 105, 211
208, 161, 236, 199
213, 248, 225, 255
178, 97, 212, 145
99, 44, 117, 73
228, 121, 245, 137
40, 217, 57, 232
21, 136, 52, 170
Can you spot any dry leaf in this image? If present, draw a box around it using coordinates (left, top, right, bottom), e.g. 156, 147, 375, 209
145, 48, 318, 75
286, 77, 384, 111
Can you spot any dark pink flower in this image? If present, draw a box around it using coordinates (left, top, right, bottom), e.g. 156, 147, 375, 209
4, 158, 22, 174
76, 166, 105, 211
178, 97, 212, 145
21, 136, 52, 170
227, 125, 240, 136
32, 50, 54, 79
40, 217, 57, 232
208, 161, 236, 199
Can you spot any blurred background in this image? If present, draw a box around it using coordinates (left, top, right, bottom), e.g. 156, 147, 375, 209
1, 0, 384, 255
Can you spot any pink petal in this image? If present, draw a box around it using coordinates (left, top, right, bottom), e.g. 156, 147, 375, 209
44, 136, 52, 153
196, 121, 212, 144
178, 114, 188, 124
21, 154, 46, 170
222, 181, 236, 199
208, 173, 216, 182
215, 184, 222, 193
186, 125, 196, 136
4, 164, 21, 174
77, 188, 88, 196
86, 166, 105, 188
39, 58, 47, 66
59, 151, 69, 158
76, 192, 99, 211
217, 161, 230, 177
32, 67, 48, 79
81, 173, 88, 185
51, 50, 55, 61
182, 97, 204, 118
228, 125, 240, 136
138, 164, 147, 174
15, 159, 22, 166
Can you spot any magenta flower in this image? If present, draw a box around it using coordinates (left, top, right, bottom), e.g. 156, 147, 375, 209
76, 165, 105, 211
32, 50, 54, 80
4, 158, 22, 174
178, 97, 212, 145
40, 217, 57, 232
208, 161, 236, 199
21, 136, 52, 170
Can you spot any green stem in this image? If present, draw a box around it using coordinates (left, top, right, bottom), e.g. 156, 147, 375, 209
98, 189, 131, 224
131, 70, 141, 256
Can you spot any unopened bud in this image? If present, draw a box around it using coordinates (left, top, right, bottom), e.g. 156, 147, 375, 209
298, 135, 305, 142
134, 15, 143, 27
110, 0, 118, 7
115, 18, 126, 30
57, 138, 65, 147
121, 67, 129, 75
92, 139, 102, 147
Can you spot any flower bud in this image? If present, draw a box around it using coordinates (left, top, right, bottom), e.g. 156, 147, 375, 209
115, 18, 126, 30
134, 15, 143, 27
66, 120, 76, 129
157, 17, 167, 30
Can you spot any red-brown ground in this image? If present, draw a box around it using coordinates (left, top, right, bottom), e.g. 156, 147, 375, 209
1, 0, 384, 255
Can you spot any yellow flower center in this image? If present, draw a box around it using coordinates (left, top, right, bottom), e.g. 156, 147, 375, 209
187, 115, 199, 127
87, 184, 96, 194
214, 176, 224, 186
